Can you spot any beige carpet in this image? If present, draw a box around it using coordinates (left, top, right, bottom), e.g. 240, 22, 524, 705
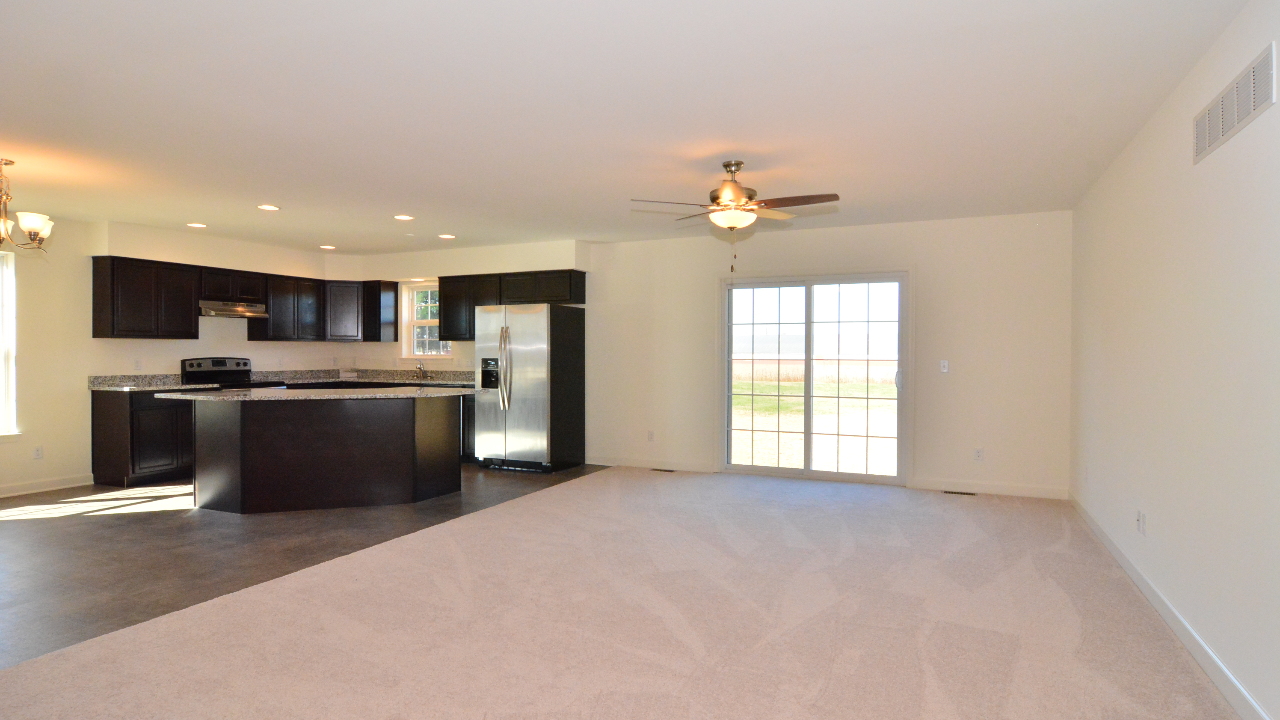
0, 467, 1236, 719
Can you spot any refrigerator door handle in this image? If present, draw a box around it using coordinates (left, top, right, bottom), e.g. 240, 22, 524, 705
503, 325, 514, 410
497, 326, 509, 410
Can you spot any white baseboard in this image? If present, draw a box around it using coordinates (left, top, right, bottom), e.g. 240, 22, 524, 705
0, 473, 94, 500
909, 477, 1069, 500
1072, 498, 1271, 720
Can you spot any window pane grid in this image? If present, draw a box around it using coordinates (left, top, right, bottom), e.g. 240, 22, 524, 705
730, 282, 898, 477
405, 285, 451, 357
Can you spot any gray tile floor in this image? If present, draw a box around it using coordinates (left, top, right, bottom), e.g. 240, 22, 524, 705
0, 464, 606, 669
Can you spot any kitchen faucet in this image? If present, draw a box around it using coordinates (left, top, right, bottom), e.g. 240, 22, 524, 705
415, 361, 431, 381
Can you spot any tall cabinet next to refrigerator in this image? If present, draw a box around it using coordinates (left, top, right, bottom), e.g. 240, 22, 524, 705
474, 304, 585, 471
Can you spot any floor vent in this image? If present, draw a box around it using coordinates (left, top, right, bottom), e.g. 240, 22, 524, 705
651, 468, 676, 473
942, 490, 977, 496
1194, 42, 1276, 163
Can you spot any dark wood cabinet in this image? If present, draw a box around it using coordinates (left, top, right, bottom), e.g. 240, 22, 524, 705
93, 255, 582, 345
250, 277, 362, 342
250, 276, 326, 341
92, 391, 194, 487
439, 271, 576, 341
158, 266, 200, 337
440, 274, 501, 341
325, 281, 363, 341
501, 270, 585, 305
438, 276, 474, 341
201, 268, 265, 304
93, 257, 200, 339
256, 276, 298, 340
362, 281, 399, 342
297, 279, 324, 340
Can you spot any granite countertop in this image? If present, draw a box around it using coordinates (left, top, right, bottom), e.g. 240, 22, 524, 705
156, 386, 483, 402
90, 374, 476, 392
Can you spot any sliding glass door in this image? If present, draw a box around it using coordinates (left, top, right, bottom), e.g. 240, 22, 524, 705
727, 275, 906, 482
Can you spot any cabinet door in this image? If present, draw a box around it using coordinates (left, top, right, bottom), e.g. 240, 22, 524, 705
130, 393, 192, 474
296, 279, 324, 340
535, 271, 574, 302
267, 276, 299, 340
201, 269, 234, 301
233, 273, 266, 303
325, 281, 363, 341
438, 276, 473, 341
157, 266, 200, 338
362, 281, 398, 342
473, 274, 502, 307
112, 259, 159, 336
500, 273, 538, 304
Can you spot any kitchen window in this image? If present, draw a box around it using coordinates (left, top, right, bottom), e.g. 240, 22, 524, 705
402, 282, 452, 357
0, 252, 16, 435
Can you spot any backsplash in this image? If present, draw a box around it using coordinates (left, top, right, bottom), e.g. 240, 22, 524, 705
354, 368, 475, 383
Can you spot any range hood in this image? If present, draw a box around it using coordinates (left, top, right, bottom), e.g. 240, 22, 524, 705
199, 300, 268, 319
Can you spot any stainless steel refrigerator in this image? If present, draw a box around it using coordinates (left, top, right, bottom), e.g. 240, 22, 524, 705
474, 303, 585, 471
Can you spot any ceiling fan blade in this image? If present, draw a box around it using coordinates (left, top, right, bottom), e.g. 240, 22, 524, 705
676, 211, 713, 221
631, 199, 713, 208
755, 193, 840, 209
754, 208, 795, 220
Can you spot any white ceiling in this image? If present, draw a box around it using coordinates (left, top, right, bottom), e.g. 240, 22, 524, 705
1, 0, 1248, 254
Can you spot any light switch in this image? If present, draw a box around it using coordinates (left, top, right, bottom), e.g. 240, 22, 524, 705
940, 360, 949, 373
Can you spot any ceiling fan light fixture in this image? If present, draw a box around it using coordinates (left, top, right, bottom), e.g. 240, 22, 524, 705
709, 208, 757, 230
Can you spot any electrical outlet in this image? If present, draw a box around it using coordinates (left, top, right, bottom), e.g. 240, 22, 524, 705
32, 446, 43, 460
1136, 511, 1147, 536
941, 360, 949, 373
133, 358, 142, 371
974, 448, 984, 461
647, 430, 655, 442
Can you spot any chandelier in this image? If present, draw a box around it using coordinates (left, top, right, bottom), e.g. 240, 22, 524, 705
0, 159, 53, 251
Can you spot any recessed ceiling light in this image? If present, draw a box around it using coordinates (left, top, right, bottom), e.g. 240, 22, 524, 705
438, 234, 455, 239
394, 215, 414, 221
187, 223, 206, 228
258, 204, 279, 211
319, 245, 336, 250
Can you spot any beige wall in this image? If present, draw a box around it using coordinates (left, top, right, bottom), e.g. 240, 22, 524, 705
1072, 0, 1279, 715
583, 211, 1074, 498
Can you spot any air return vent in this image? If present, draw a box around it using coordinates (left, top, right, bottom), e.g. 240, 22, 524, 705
1194, 43, 1276, 163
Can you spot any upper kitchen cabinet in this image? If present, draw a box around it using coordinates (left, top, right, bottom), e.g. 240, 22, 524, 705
439, 274, 501, 341
200, 268, 266, 304
324, 281, 363, 342
500, 270, 585, 305
248, 276, 327, 341
362, 280, 399, 342
93, 256, 200, 339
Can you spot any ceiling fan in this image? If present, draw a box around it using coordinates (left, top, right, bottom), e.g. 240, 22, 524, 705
632, 160, 839, 230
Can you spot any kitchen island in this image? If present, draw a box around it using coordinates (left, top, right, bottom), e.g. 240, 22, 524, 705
156, 386, 481, 514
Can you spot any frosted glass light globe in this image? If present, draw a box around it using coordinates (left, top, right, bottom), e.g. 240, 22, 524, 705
709, 208, 757, 230
15, 212, 49, 234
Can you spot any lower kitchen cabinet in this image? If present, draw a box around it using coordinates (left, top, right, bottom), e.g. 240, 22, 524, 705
91, 391, 194, 487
